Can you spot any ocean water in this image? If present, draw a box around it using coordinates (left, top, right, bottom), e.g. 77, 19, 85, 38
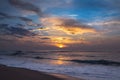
0, 51, 120, 80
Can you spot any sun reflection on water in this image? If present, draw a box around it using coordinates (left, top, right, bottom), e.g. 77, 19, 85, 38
51, 55, 68, 65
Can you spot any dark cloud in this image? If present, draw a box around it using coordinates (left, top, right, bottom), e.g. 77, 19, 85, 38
0, 12, 13, 18
0, 24, 35, 37
40, 37, 50, 40
18, 17, 32, 22
16, 23, 24, 26
9, 0, 43, 16
0, 12, 27, 20
18, 17, 41, 27
57, 18, 94, 29
18, 16, 34, 26
0, 12, 40, 26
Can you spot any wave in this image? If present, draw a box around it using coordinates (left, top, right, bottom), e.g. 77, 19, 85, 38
70, 59, 120, 66
34, 56, 120, 66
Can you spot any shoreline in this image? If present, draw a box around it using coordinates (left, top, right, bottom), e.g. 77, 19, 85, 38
0, 64, 83, 80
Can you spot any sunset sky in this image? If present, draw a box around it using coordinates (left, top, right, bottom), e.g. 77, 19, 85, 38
0, 0, 120, 51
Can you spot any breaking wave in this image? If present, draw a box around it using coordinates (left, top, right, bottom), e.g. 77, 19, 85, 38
33, 56, 120, 66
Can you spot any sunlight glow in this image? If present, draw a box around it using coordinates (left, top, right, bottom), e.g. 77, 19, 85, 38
56, 44, 65, 48
51, 37, 68, 48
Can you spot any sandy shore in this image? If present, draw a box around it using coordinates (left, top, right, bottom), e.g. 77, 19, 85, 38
0, 64, 82, 80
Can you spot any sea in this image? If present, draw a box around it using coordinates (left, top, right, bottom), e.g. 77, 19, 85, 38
0, 50, 120, 80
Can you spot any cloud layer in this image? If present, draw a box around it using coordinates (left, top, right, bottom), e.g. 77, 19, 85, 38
0, 24, 35, 37
9, 0, 43, 16
0, 0, 120, 51
40, 17, 97, 35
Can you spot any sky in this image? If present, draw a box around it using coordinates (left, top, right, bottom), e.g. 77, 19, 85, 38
0, 0, 120, 51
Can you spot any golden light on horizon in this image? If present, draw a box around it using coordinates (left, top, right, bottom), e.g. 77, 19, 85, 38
59, 45, 63, 48
56, 43, 66, 48
51, 37, 68, 48
49, 36, 90, 48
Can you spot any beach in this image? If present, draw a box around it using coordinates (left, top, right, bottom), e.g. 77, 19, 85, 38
0, 64, 82, 80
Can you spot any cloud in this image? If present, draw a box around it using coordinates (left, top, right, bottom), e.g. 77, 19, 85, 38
33, 17, 98, 48
9, 0, 43, 16
0, 12, 13, 19
40, 17, 97, 35
87, 21, 120, 32
0, 12, 40, 27
18, 16, 32, 22
88, 20, 120, 26
40, 37, 50, 40
18, 16, 36, 26
0, 24, 35, 37
0, 0, 120, 51
87, 19, 120, 34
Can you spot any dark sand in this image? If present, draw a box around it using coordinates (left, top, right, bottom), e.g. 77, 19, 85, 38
0, 64, 82, 80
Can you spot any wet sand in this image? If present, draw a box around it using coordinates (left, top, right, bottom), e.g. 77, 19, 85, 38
0, 64, 83, 80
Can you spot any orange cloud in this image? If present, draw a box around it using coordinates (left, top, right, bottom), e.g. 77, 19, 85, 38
54, 26, 96, 35
28, 17, 98, 48
40, 17, 97, 35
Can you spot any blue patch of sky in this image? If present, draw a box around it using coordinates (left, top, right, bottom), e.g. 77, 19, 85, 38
29, 15, 40, 23
45, 7, 110, 22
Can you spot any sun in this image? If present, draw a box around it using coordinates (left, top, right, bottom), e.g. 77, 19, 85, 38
59, 45, 63, 48
56, 44, 65, 48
